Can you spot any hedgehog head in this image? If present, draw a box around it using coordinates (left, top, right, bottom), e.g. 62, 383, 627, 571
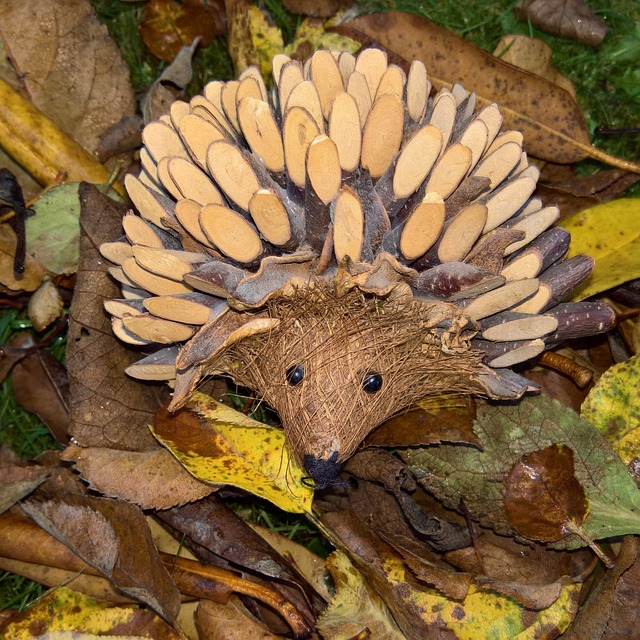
101, 48, 614, 486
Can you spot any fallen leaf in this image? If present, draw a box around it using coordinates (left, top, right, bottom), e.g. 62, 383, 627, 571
151, 392, 314, 514
504, 444, 588, 542
494, 34, 576, 98
285, 17, 361, 63
515, 0, 608, 48
63, 444, 214, 510
67, 183, 162, 451
282, 0, 353, 18
27, 278, 64, 331
0, 223, 47, 294
21, 493, 181, 622
0, 449, 47, 515
316, 550, 405, 640
26, 183, 81, 275
140, 0, 225, 62
0, 0, 135, 155
0, 587, 181, 639
401, 394, 640, 549
563, 198, 640, 299
581, 355, 640, 466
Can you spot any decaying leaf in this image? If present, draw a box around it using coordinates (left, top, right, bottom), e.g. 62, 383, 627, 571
504, 444, 588, 542
581, 355, 640, 466
0, 223, 47, 294
140, 0, 226, 62
494, 34, 576, 98
515, 0, 608, 48
151, 392, 313, 514
282, 0, 353, 18
27, 278, 64, 331
563, 198, 640, 299
401, 394, 640, 549
0, 587, 181, 639
285, 17, 361, 62
0, 449, 47, 515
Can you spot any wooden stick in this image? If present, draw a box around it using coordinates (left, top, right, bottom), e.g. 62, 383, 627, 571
310, 49, 345, 118
461, 277, 539, 320
346, 70, 372, 126
144, 293, 228, 325
328, 92, 362, 174
375, 64, 406, 102
142, 121, 189, 163
183, 260, 247, 297
125, 346, 179, 381
535, 351, 593, 388
285, 81, 324, 132
471, 140, 522, 189
332, 185, 365, 263
132, 246, 209, 281
361, 93, 404, 178
354, 47, 388, 100
167, 157, 224, 207
473, 337, 546, 367
501, 206, 560, 256
122, 314, 197, 344
248, 189, 294, 248
178, 114, 227, 168
405, 59, 431, 123
103, 298, 146, 319
424, 142, 472, 199
544, 300, 615, 342
121, 256, 193, 296
412, 262, 505, 300
464, 227, 525, 273
502, 227, 570, 281
174, 199, 216, 249
125, 174, 176, 228
427, 90, 456, 149
100, 241, 133, 266
481, 311, 558, 341
283, 106, 321, 190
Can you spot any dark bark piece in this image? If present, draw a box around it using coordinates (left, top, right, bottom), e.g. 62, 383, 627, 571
464, 228, 526, 273
183, 260, 248, 296
481, 311, 558, 341
544, 301, 615, 343
413, 262, 505, 300
473, 337, 546, 367
538, 254, 594, 312
502, 227, 570, 280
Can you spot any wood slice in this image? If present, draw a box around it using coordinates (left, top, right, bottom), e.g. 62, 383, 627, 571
471, 140, 522, 190
361, 93, 404, 178
236, 76, 264, 110
482, 174, 538, 232
169, 100, 190, 128
519, 196, 543, 217
328, 92, 362, 174
545, 301, 615, 342
428, 90, 456, 149
139, 148, 160, 187
462, 277, 539, 320
156, 157, 182, 201
103, 298, 146, 318
481, 311, 558, 341
120, 284, 149, 300
199, 204, 264, 264
443, 176, 491, 220
486, 130, 523, 154
125, 346, 179, 381
121, 257, 193, 295
457, 119, 489, 171
352, 173, 390, 252
534, 254, 594, 312
132, 246, 208, 281
474, 104, 503, 152
278, 60, 304, 118
167, 157, 224, 207
375, 64, 406, 101
108, 266, 137, 288
238, 66, 268, 102
221, 80, 240, 132
306, 135, 341, 205
178, 114, 227, 168
122, 213, 166, 249
285, 81, 324, 132
413, 262, 505, 300
438, 203, 487, 263
111, 317, 149, 346
183, 260, 247, 297
248, 189, 293, 247
237, 97, 285, 175
332, 185, 364, 262
144, 292, 227, 325
206, 140, 261, 211
142, 121, 189, 162
475, 338, 545, 368
125, 174, 176, 228
398, 199, 445, 261
406, 60, 430, 122
203, 81, 225, 113
516, 227, 571, 275
338, 51, 356, 84
465, 228, 525, 273
502, 206, 560, 256
354, 47, 388, 100
346, 70, 372, 126
512, 282, 552, 314
190, 95, 236, 139
424, 142, 472, 199
122, 314, 196, 344
272, 54, 292, 87
174, 199, 215, 248
283, 106, 321, 189
501, 251, 543, 281
453, 85, 476, 124
310, 49, 344, 118
100, 241, 133, 266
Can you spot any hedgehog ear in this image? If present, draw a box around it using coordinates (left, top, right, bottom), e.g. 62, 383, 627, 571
168, 311, 280, 410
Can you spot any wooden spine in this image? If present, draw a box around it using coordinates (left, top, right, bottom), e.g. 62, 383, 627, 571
143, 293, 228, 325
182, 260, 248, 297
544, 301, 616, 342
412, 262, 505, 300
480, 311, 558, 341
472, 338, 546, 367
125, 346, 179, 381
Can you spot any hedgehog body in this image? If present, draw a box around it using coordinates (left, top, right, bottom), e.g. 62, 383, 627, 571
102, 48, 614, 485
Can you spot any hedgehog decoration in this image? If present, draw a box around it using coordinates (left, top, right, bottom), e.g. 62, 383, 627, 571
101, 48, 614, 488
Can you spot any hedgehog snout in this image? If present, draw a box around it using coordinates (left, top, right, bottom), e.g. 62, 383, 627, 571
302, 451, 342, 489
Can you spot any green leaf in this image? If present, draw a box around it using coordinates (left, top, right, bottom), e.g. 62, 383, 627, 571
562, 198, 640, 300
401, 394, 640, 549
151, 391, 313, 514
582, 354, 640, 465
27, 183, 81, 275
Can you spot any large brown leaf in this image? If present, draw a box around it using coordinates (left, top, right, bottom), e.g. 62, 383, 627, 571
335, 12, 593, 164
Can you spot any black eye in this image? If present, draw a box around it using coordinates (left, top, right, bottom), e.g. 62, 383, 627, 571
362, 371, 382, 394
286, 364, 305, 386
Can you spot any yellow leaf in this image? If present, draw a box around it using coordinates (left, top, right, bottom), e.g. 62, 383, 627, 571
285, 18, 361, 60
563, 198, 640, 299
249, 5, 285, 80
151, 392, 313, 513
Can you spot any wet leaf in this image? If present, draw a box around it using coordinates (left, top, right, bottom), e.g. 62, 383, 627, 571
504, 444, 588, 542
140, 0, 226, 63
152, 392, 314, 513
316, 550, 405, 640
0, 587, 181, 639
21, 493, 181, 622
0, 0, 135, 156
334, 11, 591, 164
581, 355, 640, 466
515, 0, 608, 48
563, 198, 640, 299
401, 394, 640, 549
67, 183, 162, 451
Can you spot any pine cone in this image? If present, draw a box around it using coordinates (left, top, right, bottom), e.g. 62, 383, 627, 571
102, 48, 614, 487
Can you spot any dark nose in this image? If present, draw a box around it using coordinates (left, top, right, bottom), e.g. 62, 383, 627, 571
303, 451, 342, 489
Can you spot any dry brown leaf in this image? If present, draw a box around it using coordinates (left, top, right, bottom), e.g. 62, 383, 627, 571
281, 0, 353, 18
515, 0, 608, 48
494, 34, 576, 98
0, 449, 47, 515
0, 0, 135, 155
67, 184, 163, 451
63, 444, 214, 510
334, 12, 638, 171
27, 279, 64, 331
0, 223, 47, 294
